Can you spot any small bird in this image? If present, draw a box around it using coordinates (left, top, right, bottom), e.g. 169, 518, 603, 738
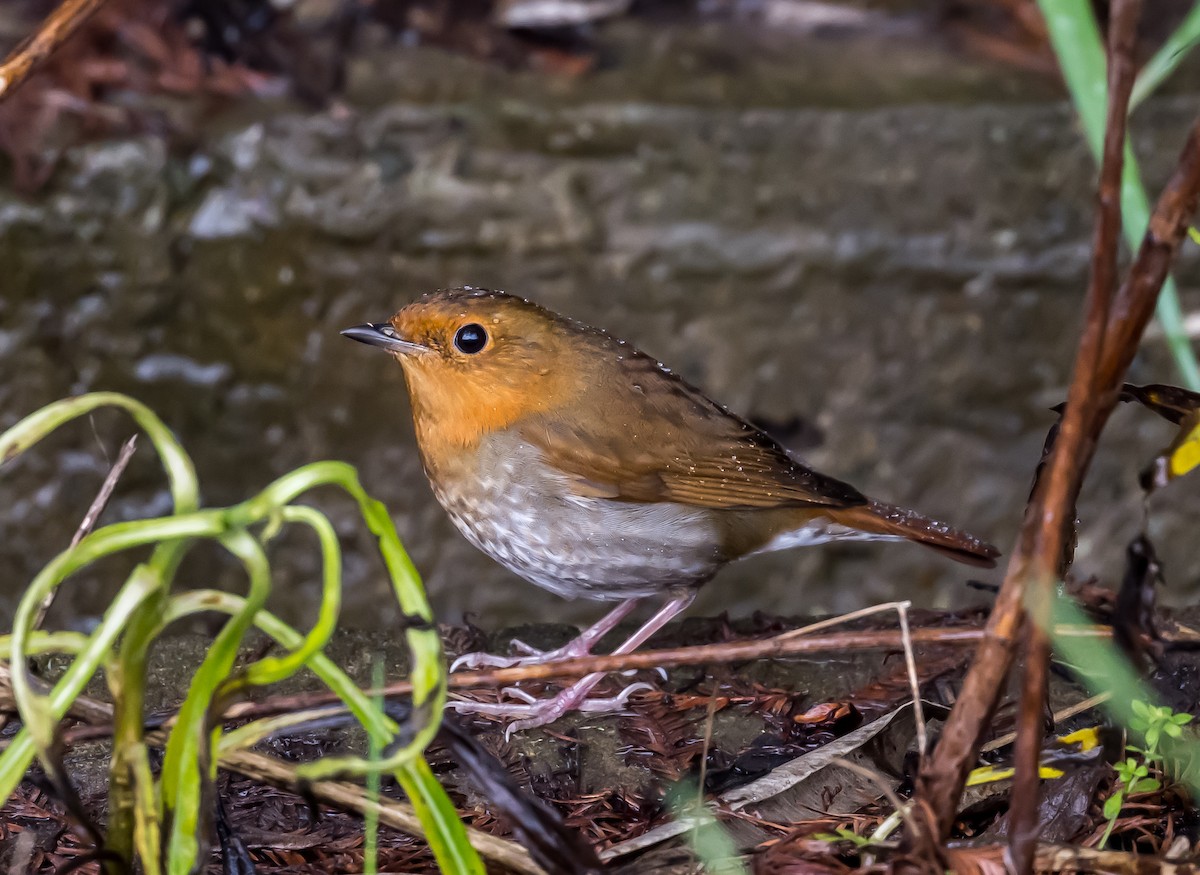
344, 288, 997, 731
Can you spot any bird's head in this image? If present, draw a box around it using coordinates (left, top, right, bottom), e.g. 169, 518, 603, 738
342, 288, 584, 446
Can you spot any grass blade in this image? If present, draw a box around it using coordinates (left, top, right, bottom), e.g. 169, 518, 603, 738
1130, 0, 1200, 108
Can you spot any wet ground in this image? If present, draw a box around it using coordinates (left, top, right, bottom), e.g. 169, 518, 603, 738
1, 11, 1200, 636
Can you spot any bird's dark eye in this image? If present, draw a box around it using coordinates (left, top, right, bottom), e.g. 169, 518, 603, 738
454, 323, 488, 354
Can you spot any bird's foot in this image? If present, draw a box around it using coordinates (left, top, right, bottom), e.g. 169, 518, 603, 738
448, 678, 653, 737
449, 636, 593, 672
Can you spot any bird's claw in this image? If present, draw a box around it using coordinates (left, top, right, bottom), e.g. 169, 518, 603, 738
499, 685, 540, 704
449, 650, 522, 672
447, 680, 654, 737
507, 638, 545, 657
576, 682, 653, 712
449, 636, 593, 673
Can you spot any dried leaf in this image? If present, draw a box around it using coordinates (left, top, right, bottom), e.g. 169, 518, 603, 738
1121, 382, 1200, 425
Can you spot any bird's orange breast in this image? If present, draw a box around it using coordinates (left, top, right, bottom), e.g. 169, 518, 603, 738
401, 359, 580, 455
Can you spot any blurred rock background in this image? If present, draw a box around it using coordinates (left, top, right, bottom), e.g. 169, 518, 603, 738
1, 0, 1198, 632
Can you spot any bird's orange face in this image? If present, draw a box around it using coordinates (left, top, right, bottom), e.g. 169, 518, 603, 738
344, 289, 584, 448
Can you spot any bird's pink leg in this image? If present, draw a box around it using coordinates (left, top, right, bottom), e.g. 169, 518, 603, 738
449, 591, 696, 735
450, 597, 641, 671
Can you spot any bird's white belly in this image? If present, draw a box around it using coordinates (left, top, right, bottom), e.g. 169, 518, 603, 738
429, 442, 724, 600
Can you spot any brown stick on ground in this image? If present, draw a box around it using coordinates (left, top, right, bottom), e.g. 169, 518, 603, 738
1008, 1, 1142, 870
912, 95, 1200, 875
0, 622, 1120, 748
0, 622, 1130, 749
0, 0, 110, 101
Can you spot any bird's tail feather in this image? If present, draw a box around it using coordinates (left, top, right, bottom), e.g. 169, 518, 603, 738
830, 500, 1000, 568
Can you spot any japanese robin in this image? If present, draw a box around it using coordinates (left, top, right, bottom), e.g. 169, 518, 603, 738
344, 288, 997, 731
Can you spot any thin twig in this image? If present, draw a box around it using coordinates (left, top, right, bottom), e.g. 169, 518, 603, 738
69, 436, 138, 551
0, 622, 1118, 751
1035, 841, 1195, 873
698, 686, 719, 795
693, 689, 719, 853
32, 435, 137, 632
775, 600, 917, 641
894, 601, 926, 762
219, 622, 1116, 726
781, 600, 929, 759
0, 0, 110, 100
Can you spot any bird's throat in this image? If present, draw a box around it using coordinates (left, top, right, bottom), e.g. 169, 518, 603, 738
403, 363, 572, 452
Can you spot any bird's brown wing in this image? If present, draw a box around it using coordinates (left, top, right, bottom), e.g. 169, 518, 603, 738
518, 353, 866, 511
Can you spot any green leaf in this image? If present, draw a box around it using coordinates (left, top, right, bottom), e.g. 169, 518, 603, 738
1131, 778, 1161, 794
1103, 793, 1124, 820
162, 531, 273, 874
396, 759, 486, 875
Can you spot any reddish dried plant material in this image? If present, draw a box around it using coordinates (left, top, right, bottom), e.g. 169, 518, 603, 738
0, 0, 268, 191
756, 826, 861, 875
849, 646, 969, 716
618, 696, 706, 782
792, 702, 855, 726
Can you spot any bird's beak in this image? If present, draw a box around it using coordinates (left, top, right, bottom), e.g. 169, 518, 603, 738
340, 322, 429, 356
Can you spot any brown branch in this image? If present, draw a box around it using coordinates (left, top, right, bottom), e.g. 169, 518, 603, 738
0, 0, 110, 101
912, 61, 1200, 866
1, 622, 1121, 747
1102, 122, 1200, 381
449, 625, 980, 685
1009, 2, 1142, 870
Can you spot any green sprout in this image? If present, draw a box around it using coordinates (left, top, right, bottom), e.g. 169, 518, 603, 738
1096, 698, 1192, 850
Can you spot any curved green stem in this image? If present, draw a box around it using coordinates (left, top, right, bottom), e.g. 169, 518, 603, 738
0, 563, 163, 801
231, 463, 445, 753
0, 392, 198, 513
1130, 0, 1200, 110
240, 505, 342, 687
